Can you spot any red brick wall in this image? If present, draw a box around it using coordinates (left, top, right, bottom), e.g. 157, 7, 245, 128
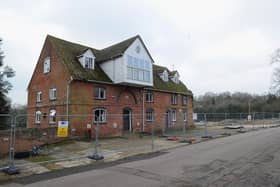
27, 38, 71, 128
68, 81, 193, 135
27, 38, 193, 137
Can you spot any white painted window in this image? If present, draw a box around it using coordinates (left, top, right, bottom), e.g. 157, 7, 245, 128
49, 88, 57, 100
37, 91, 42, 103
172, 73, 179, 84
95, 87, 106, 99
35, 111, 41, 124
174, 76, 179, 84
171, 94, 177, 105
127, 55, 151, 82
183, 111, 187, 122
49, 109, 56, 124
182, 96, 187, 105
43, 57, 50, 74
162, 70, 169, 82
146, 108, 154, 121
85, 57, 93, 69
146, 91, 153, 102
171, 109, 176, 122
94, 108, 106, 123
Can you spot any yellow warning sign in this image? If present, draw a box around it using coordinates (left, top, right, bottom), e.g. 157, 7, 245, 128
57, 121, 69, 137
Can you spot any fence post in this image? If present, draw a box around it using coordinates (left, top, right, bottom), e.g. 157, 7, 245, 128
162, 113, 167, 137
88, 116, 104, 160
3, 115, 19, 174
202, 113, 209, 138
151, 114, 155, 151
252, 112, 255, 129
182, 112, 187, 142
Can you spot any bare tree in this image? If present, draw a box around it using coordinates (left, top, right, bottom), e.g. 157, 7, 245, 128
0, 38, 15, 113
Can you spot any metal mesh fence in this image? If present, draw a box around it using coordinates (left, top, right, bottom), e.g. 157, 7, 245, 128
0, 112, 279, 175
0, 114, 12, 169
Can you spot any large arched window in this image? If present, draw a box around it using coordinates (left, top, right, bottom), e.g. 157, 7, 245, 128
146, 108, 154, 121
94, 108, 106, 123
49, 109, 56, 124
35, 111, 41, 124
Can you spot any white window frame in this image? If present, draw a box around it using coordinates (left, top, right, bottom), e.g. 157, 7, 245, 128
95, 87, 106, 99
146, 91, 153, 102
43, 57, 50, 74
172, 94, 177, 105
127, 55, 151, 82
182, 96, 187, 105
183, 111, 187, 122
37, 91, 42, 103
35, 111, 41, 124
85, 57, 93, 69
162, 70, 169, 82
174, 76, 179, 84
146, 108, 154, 121
49, 109, 56, 124
49, 88, 57, 100
171, 109, 176, 122
94, 108, 107, 123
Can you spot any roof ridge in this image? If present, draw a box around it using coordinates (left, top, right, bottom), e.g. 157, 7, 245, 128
47, 34, 100, 51
100, 35, 139, 51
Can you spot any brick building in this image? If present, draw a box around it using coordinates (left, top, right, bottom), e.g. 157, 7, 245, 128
27, 35, 193, 136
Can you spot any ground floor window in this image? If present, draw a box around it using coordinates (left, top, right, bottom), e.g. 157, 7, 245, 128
183, 111, 187, 122
49, 109, 56, 124
146, 108, 154, 121
94, 108, 106, 123
171, 109, 176, 122
35, 111, 41, 124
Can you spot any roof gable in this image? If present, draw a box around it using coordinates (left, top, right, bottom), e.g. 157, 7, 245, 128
47, 35, 112, 82
96, 35, 154, 63
42, 35, 192, 95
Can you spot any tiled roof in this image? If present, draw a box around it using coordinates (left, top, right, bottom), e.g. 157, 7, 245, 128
152, 65, 192, 95
47, 35, 192, 95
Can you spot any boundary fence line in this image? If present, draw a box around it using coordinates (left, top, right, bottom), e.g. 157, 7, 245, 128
0, 112, 279, 175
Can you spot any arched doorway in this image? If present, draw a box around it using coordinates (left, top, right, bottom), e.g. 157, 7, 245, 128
123, 108, 132, 132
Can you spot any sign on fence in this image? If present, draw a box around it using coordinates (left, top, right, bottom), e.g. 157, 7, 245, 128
57, 121, 69, 137
193, 113, 197, 120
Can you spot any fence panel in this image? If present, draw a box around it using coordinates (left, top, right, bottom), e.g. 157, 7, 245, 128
1, 112, 280, 175
0, 114, 12, 170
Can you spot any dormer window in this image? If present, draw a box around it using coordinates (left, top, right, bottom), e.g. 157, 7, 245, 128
171, 72, 180, 84
78, 49, 95, 70
85, 57, 93, 69
43, 57, 50, 74
160, 70, 169, 82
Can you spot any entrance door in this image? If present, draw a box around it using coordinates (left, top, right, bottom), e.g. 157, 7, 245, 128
123, 108, 132, 131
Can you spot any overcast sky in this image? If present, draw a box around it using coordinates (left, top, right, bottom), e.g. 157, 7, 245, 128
1, 0, 279, 104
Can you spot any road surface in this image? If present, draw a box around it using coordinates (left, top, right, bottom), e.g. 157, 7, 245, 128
4, 127, 280, 187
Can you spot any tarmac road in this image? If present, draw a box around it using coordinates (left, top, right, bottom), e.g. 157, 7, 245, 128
4, 127, 280, 187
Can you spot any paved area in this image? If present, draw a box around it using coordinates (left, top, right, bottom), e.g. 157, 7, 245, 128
3, 126, 280, 186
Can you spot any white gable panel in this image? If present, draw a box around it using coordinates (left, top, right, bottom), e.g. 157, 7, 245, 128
123, 38, 154, 86
100, 57, 124, 83
124, 38, 153, 63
